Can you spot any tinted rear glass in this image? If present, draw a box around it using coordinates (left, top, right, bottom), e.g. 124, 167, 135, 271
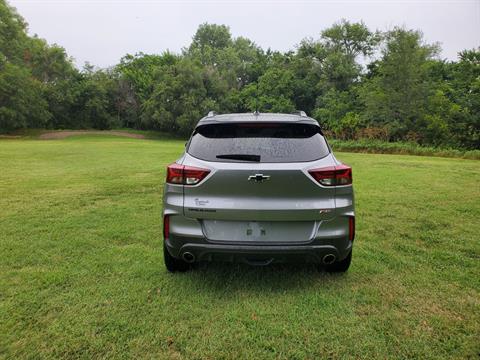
187, 123, 330, 163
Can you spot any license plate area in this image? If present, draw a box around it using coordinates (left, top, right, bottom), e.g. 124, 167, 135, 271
202, 220, 317, 243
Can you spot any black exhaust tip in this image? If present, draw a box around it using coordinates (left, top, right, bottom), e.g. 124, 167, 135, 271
182, 252, 195, 263
322, 254, 336, 265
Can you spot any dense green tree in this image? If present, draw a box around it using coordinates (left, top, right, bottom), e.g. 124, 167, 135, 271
115, 52, 179, 127
26, 37, 76, 83
444, 49, 480, 149
241, 67, 296, 113
359, 28, 440, 141
117, 52, 178, 101
0, 1, 478, 149
321, 19, 380, 59
141, 59, 214, 135
0, 62, 50, 130
0, 1, 52, 130
187, 23, 233, 66
79, 67, 119, 129
313, 88, 359, 132
44, 73, 83, 129
0, 0, 28, 64
27, 37, 82, 129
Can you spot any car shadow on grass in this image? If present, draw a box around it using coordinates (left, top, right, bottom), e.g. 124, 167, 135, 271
168, 262, 349, 295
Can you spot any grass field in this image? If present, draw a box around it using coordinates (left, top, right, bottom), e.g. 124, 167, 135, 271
0, 135, 479, 359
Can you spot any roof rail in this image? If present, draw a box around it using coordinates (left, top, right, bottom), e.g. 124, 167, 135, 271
207, 111, 217, 117
292, 110, 307, 117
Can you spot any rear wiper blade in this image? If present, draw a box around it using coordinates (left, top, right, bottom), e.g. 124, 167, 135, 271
216, 154, 261, 162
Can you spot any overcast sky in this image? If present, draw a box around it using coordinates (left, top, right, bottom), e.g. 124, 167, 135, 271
9, 0, 480, 68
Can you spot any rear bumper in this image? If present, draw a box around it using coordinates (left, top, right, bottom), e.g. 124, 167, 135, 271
165, 236, 352, 265
163, 205, 355, 265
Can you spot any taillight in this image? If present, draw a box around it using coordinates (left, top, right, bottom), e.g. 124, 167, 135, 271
183, 166, 210, 185
166, 163, 210, 185
348, 216, 355, 242
163, 215, 170, 239
308, 164, 352, 186
166, 164, 184, 184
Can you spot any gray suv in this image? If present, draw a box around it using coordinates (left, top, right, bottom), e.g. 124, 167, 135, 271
162, 112, 355, 272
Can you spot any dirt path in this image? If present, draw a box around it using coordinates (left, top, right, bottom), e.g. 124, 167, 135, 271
39, 130, 146, 140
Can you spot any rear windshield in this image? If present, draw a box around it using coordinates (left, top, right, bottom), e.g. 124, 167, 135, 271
187, 122, 330, 163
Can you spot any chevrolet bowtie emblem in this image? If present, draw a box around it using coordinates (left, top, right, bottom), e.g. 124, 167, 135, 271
248, 174, 270, 182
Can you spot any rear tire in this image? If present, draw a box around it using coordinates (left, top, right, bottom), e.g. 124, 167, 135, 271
324, 251, 352, 273
164, 243, 190, 272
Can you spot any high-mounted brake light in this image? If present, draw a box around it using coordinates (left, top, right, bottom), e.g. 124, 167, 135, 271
166, 163, 210, 185
237, 123, 281, 128
308, 164, 352, 186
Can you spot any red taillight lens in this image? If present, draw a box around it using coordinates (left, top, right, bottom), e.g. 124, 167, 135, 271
335, 164, 353, 186
309, 166, 336, 186
166, 163, 210, 185
183, 166, 210, 185
308, 164, 352, 186
348, 216, 355, 242
163, 215, 170, 239
166, 163, 184, 184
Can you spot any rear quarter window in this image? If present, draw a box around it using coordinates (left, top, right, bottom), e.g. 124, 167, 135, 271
187, 122, 330, 163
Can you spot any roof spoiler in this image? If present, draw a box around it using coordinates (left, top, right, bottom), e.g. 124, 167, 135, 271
291, 110, 307, 117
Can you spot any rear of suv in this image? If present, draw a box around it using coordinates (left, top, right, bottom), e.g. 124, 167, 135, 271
162, 112, 355, 272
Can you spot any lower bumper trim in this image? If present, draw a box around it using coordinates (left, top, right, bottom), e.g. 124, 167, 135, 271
166, 240, 351, 265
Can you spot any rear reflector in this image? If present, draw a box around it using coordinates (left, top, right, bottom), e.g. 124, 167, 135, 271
308, 164, 352, 186
163, 215, 170, 239
166, 163, 210, 185
349, 216, 355, 242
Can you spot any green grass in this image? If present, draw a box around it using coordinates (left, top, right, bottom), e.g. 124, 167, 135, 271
4, 129, 480, 159
329, 139, 480, 160
0, 136, 479, 359
0, 128, 181, 140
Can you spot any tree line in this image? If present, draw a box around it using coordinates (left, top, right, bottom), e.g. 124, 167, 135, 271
0, 1, 478, 149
